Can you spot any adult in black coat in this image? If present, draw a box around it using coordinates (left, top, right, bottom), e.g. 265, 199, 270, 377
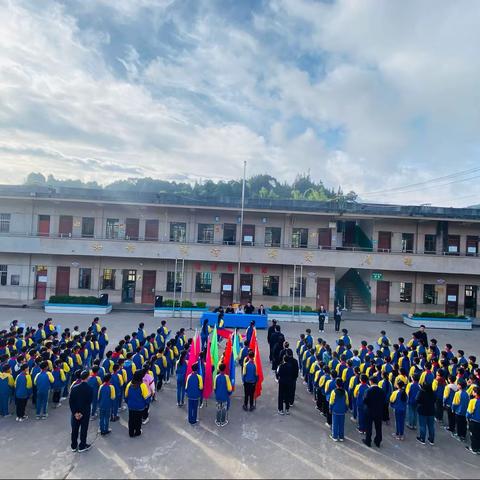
69, 370, 93, 452
416, 383, 436, 444
271, 326, 285, 371
414, 325, 428, 347
285, 350, 299, 406
362, 376, 386, 448
267, 320, 278, 362
276, 357, 294, 414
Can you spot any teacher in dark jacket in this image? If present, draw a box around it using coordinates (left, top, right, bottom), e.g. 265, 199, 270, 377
416, 383, 436, 445
69, 370, 94, 453
267, 320, 277, 362
362, 376, 386, 448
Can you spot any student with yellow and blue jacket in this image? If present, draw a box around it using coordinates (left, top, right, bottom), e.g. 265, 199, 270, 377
34, 361, 54, 419
0, 364, 14, 416
98, 373, 115, 435
186, 363, 203, 425
214, 363, 233, 414
453, 380, 470, 441
329, 378, 349, 442
110, 363, 124, 422
354, 374, 369, 433
406, 374, 421, 430
125, 371, 150, 437
390, 380, 408, 440
14, 363, 32, 421
466, 386, 480, 454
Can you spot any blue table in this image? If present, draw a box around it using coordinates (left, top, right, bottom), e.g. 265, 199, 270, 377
200, 312, 268, 329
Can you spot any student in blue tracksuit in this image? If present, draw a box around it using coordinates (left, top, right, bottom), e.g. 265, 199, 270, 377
98, 327, 109, 360
466, 386, 480, 454
242, 352, 258, 412
0, 365, 14, 416
453, 380, 470, 441
214, 363, 233, 426
14, 364, 32, 421
406, 374, 421, 429
390, 380, 408, 440
125, 371, 150, 437
34, 361, 54, 419
354, 374, 369, 433
98, 373, 115, 435
176, 351, 188, 407
186, 363, 204, 425
110, 364, 124, 422
87, 366, 102, 418
200, 319, 210, 352
329, 378, 349, 442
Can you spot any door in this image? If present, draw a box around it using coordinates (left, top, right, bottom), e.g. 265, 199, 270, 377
318, 228, 332, 249
223, 224, 237, 245
220, 273, 234, 307
58, 215, 73, 237
122, 270, 137, 303
242, 225, 255, 246
466, 236, 478, 256
240, 274, 253, 303
38, 215, 50, 236
464, 285, 477, 317
35, 267, 48, 300
376, 281, 390, 314
55, 267, 70, 296
446, 284, 459, 315
125, 218, 139, 241
378, 231, 392, 252
316, 278, 330, 310
344, 221, 356, 246
144, 219, 159, 241
141, 270, 156, 304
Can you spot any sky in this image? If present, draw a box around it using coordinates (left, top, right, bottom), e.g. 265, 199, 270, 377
1, 0, 480, 206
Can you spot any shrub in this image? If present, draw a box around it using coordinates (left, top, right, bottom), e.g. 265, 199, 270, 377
49, 295, 101, 305
270, 305, 280, 311
181, 300, 194, 308
195, 301, 207, 308
162, 299, 181, 307
413, 311, 467, 319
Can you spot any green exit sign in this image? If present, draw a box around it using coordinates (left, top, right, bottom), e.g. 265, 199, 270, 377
371, 272, 383, 281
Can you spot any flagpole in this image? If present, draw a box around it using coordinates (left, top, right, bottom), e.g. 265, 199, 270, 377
237, 160, 247, 304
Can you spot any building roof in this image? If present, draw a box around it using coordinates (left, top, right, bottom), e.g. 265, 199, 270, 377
0, 184, 479, 221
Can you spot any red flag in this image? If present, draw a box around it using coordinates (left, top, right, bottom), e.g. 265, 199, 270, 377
223, 338, 232, 375
195, 333, 201, 355
186, 332, 198, 379
217, 328, 233, 340
203, 338, 213, 399
249, 329, 264, 399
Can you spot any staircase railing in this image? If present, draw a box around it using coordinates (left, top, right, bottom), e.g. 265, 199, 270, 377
337, 269, 372, 310
354, 225, 373, 251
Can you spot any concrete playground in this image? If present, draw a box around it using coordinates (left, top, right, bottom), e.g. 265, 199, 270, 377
0, 308, 479, 479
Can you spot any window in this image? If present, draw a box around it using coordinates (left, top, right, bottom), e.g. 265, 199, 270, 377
242, 224, 255, 246
197, 224, 215, 244
318, 228, 332, 249
265, 227, 281, 247
0, 214, 11, 233
58, 215, 73, 237
144, 219, 159, 241
10, 274, 19, 286
195, 272, 212, 293
82, 217, 95, 238
290, 277, 306, 297
78, 268, 92, 289
466, 236, 478, 256
125, 218, 139, 241
126, 270, 137, 282
424, 234, 436, 254
223, 224, 237, 245
0, 265, 7, 286
401, 233, 414, 253
106, 218, 120, 239
400, 282, 412, 302
170, 222, 186, 242
423, 284, 437, 304
102, 269, 115, 290
292, 228, 309, 248
447, 235, 460, 255
263, 276, 279, 296
166, 271, 183, 292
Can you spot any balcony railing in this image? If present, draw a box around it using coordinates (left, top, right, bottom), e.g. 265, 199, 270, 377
0, 231, 478, 258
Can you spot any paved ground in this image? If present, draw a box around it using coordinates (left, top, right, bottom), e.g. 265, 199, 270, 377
1, 308, 479, 479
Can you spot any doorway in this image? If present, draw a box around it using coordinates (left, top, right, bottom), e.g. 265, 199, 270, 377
55, 267, 70, 296
38, 215, 50, 236
240, 274, 253, 303
316, 278, 330, 311
141, 270, 156, 304
376, 281, 390, 314
445, 284, 459, 315
35, 266, 48, 300
122, 269, 137, 303
464, 285, 477, 317
220, 273, 234, 307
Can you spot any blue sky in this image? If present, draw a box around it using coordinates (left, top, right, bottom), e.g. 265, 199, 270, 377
1, 0, 480, 206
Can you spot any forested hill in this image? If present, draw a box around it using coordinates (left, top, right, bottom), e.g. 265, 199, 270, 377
23, 172, 357, 202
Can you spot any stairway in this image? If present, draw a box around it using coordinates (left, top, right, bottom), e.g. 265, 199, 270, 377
343, 282, 371, 313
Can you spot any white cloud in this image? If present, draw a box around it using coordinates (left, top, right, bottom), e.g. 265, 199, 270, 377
0, 0, 480, 206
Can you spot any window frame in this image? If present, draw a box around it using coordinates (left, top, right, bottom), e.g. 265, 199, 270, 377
291, 228, 309, 248
0, 213, 11, 233
197, 223, 215, 244
264, 227, 281, 247
170, 222, 187, 243
102, 269, 116, 290
400, 281, 413, 303
78, 268, 92, 289
195, 272, 212, 293
262, 275, 279, 296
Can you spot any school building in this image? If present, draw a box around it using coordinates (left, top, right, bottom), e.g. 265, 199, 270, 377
0, 184, 479, 317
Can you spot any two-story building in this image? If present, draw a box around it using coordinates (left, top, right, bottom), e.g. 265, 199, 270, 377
0, 184, 479, 316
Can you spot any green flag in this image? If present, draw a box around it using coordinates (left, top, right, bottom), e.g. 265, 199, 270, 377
210, 325, 219, 376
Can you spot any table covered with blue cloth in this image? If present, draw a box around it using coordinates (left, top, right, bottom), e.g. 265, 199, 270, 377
199, 312, 268, 329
